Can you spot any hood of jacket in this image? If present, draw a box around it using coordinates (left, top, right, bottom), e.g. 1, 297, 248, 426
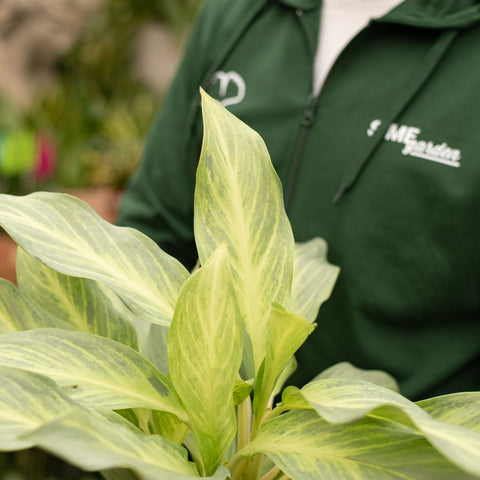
275, 0, 480, 29
380, 0, 480, 29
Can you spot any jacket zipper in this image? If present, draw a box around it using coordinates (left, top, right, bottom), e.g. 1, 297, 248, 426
284, 94, 318, 211
182, 0, 272, 166
283, 4, 321, 210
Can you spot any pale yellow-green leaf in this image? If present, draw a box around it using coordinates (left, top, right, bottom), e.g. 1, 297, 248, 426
315, 361, 399, 392
24, 407, 202, 479
418, 392, 480, 433
101, 470, 140, 480
168, 245, 242, 475
194, 90, 294, 377
16, 248, 138, 349
0, 278, 32, 333
291, 377, 480, 476
115, 408, 144, 431
280, 385, 311, 411
292, 238, 340, 323
0, 192, 189, 326
243, 409, 478, 480
233, 378, 254, 406
254, 305, 315, 416
0, 366, 74, 450
142, 323, 170, 374
0, 277, 70, 333
0, 328, 187, 422
151, 410, 190, 445
298, 377, 423, 424
271, 356, 298, 402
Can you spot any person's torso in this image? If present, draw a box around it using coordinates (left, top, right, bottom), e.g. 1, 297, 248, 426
200, 0, 480, 399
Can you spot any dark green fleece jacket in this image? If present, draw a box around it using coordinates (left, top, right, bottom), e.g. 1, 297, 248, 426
117, 0, 480, 400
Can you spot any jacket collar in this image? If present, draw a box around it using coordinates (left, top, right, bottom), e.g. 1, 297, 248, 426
275, 0, 320, 11
375, 0, 480, 29
275, 0, 480, 28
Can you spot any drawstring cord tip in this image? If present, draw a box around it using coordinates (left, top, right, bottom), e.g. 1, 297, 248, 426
332, 185, 346, 205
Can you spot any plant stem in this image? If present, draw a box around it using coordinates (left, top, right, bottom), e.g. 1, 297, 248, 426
237, 393, 252, 451
230, 457, 249, 480
259, 466, 282, 480
230, 454, 264, 480
252, 403, 279, 440
225, 448, 245, 476
262, 404, 288, 423
244, 452, 264, 479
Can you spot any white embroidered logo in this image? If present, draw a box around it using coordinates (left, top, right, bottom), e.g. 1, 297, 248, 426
211, 71, 246, 107
367, 119, 462, 168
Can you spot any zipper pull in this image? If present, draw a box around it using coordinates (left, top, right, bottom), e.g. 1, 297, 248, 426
301, 95, 317, 127
284, 95, 319, 209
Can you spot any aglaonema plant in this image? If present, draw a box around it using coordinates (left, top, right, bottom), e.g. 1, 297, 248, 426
0, 90, 479, 480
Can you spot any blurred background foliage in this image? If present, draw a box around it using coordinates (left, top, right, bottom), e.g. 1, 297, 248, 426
0, 0, 202, 194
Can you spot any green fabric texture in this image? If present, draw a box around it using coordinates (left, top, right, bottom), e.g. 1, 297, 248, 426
117, 0, 480, 400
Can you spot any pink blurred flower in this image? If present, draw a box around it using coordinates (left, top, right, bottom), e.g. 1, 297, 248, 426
34, 134, 57, 180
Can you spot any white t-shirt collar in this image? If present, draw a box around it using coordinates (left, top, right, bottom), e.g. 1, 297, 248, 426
313, 0, 404, 94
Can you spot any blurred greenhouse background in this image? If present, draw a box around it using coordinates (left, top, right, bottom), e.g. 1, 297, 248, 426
0, 0, 202, 477
0, 0, 201, 195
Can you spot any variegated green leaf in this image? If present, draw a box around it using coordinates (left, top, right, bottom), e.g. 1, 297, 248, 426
0, 277, 70, 332
0, 366, 74, 450
151, 410, 190, 445
418, 392, 480, 433
142, 323, 170, 374
242, 409, 478, 480
280, 385, 311, 411
0, 328, 187, 422
168, 245, 242, 476
284, 377, 480, 476
16, 248, 138, 349
0, 374, 227, 480
0, 278, 33, 333
292, 238, 340, 323
194, 90, 294, 377
0, 192, 189, 326
315, 361, 399, 392
290, 377, 427, 424
24, 407, 202, 479
101, 470, 140, 480
115, 409, 143, 431
233, 378, 254, 406
254, 305, 315, 418
271, 356, 297, 402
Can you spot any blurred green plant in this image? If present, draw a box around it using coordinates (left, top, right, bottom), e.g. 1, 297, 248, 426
0, 97, 43, 195
0, 0, 202, 194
